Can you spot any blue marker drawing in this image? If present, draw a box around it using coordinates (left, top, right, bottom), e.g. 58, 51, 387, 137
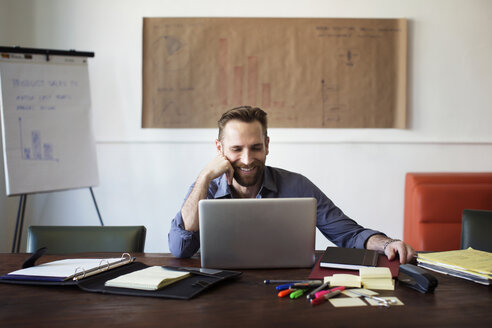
18, 117, 58, 162
32, 130, 42, 159
43, 143, 54, 160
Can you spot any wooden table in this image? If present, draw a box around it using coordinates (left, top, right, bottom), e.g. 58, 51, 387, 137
0, 253, 491, 327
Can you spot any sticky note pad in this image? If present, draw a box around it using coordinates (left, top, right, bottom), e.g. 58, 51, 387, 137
329, 274, 361, 287
359, 267, 392, 279
362, 278, 395, 290
329, 297, 367, 307
360, 267, 394, 290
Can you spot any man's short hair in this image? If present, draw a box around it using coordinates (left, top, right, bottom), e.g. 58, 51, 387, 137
218, 106, 268, 141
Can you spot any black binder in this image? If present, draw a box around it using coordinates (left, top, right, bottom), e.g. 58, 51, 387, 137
0, 253, 241, 300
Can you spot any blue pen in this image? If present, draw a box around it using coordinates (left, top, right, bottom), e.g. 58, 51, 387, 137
275, 283, 295, 291
264, 279, 310, 284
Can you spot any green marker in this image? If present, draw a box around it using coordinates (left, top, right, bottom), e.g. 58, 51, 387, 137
290, 289, 307, 299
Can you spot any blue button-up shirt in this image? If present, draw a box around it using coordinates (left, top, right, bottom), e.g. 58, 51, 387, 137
168, 166, 383, 258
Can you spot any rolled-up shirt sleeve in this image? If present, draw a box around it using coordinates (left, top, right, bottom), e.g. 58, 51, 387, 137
316, 196, 383, 249
168, 209, 200, 258
267, 167, 384, 249
309, 181, 384, 249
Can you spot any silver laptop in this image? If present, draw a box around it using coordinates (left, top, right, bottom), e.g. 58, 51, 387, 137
198, 198, 316, 269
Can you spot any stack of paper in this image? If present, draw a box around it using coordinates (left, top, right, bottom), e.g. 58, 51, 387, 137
324, 268, 394, 290
359, 267, 394, 290
417, 248, 492, 285
105, 266, 190, 291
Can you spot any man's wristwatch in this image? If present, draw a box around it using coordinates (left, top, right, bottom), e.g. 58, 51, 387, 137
383, 239, 401, 252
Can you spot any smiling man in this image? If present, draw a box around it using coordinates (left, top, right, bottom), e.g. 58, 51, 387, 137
168, 106, 415, 263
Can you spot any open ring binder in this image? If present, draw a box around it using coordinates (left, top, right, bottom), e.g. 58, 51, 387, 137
74, 267, 86, 280
73, 254, 135, 281
0, 252, 136, 282
99, 259, 110, 270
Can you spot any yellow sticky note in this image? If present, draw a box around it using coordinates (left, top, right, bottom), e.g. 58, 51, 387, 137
329, 274, 361, 287
359, 267, 392, 279
329, 297, 367, 307
360, 267, 394, 290
362, 278, 395, 290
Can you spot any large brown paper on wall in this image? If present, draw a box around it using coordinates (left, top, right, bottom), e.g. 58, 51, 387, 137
142, 18, 406, 128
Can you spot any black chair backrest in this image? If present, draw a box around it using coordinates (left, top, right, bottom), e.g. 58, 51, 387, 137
27, 226, 146, 254
461, 210, 492, 252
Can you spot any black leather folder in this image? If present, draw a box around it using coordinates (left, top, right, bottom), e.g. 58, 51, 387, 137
0, 260, 241, 300
78, 262, 241, 299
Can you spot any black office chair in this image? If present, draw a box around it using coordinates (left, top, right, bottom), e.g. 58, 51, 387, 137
26, 226, 147, 254
460, 209, 492, 252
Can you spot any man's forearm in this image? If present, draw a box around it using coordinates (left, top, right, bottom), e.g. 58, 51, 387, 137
365, 234, 392, 252
180, 174, 211, 231
180, 153, 234, 231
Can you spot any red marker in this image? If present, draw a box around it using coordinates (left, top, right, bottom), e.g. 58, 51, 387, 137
314, 286, 345, 299
310, 290, 342, 306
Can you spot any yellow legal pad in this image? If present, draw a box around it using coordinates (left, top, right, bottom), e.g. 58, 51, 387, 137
418, 248, 492, 276
105, 266, 190, 291
417, 248, 492, 285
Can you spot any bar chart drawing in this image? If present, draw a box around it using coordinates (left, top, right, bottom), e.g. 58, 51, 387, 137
217, 38, 287, 109
320, 80, 345, 126
18, 117, 58, 162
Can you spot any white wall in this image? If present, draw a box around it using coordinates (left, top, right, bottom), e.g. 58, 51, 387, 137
1, 0, 491, 253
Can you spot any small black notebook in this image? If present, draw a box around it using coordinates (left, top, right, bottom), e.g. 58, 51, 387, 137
319, 247, 379, 270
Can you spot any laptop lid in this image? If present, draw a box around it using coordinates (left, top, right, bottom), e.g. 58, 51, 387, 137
198, 198, 316, 269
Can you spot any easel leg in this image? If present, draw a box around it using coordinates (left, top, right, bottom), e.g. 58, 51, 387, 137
11, 194, 27, 253
10, 190, 103, 253
89, 187, 104, 226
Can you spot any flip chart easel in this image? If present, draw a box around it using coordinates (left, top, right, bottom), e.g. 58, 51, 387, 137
0, 47, 103, 253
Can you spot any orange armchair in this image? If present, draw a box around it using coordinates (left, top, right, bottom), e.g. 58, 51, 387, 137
403, 172, 492, 251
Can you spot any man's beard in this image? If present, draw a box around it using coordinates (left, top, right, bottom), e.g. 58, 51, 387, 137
233, 160, 265, 187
